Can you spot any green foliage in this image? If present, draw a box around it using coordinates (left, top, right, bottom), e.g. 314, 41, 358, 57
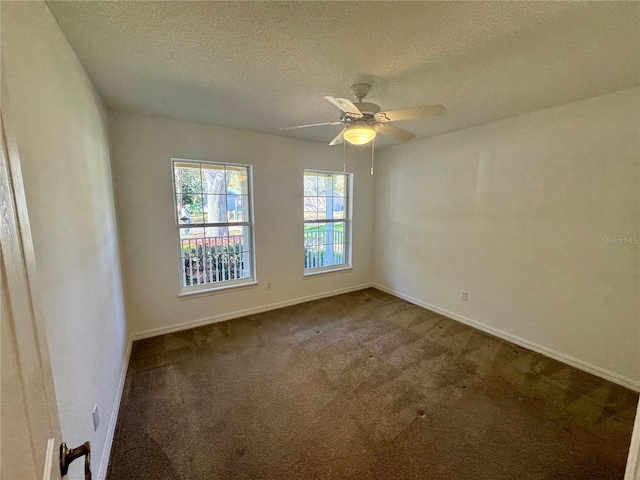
304, 223, 344, 234
177, 167, 203, 210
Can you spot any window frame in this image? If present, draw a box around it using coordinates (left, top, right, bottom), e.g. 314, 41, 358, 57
171, 158, 257, 296
303, 169, 353, 276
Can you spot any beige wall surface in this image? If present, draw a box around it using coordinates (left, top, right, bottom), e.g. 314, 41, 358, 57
109, 111, 375, 335
374, 87, 640, 386
2, 2, 128, 477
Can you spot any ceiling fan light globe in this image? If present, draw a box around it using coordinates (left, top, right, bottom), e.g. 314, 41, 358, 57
343, 125, 376, 145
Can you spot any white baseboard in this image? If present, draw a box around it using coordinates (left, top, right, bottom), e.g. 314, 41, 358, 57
373, 283, 640, 392
131, 283, 374, 341
96, 336, 133, 480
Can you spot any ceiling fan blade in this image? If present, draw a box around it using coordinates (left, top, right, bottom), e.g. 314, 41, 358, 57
329, 128, 346, 146
324, 96, 363, 118
279, 121, 341, 131
375, 104, 447, 123
375, 123, 416, 142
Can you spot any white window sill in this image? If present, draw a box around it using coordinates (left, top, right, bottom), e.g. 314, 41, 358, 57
178, 280, 258, 299
304, 266, 353, 277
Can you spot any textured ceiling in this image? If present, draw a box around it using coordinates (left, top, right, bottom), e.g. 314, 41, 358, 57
46, 1, 639, 148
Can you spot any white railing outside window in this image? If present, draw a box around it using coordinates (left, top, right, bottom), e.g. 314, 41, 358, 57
180, 233, 251, 287
304, 225, 345, 268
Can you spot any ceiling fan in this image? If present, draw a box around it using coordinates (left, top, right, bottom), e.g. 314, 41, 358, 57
279, 83, 446, 146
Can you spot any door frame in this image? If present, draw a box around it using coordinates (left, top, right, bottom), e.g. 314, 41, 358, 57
627, 401, 640, 479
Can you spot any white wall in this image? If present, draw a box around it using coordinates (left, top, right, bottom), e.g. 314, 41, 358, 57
374, 87, 640, 387
2, 2, 128, 478
109, 112, 375, 335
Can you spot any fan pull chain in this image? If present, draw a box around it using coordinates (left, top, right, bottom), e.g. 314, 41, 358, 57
370, 138, 375, 176
343, 140, 346, 173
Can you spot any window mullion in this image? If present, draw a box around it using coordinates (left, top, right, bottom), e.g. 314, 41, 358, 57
304, 219, 343, 224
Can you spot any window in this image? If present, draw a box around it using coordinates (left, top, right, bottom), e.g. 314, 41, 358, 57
304, 170, 351, 274
172, 159, 254, 293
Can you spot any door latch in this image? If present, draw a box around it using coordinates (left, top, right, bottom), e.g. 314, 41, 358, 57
60, 441, 91, 479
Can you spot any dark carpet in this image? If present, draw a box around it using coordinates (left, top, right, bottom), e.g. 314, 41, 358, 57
107, 288, 638, 479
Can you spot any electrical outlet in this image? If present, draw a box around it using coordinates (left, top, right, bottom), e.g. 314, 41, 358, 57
92, 405, 99, 431
461, 291, 468, 301
266, 281, 272, 290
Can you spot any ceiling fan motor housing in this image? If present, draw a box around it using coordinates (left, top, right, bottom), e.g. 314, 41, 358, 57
349, 83, 380, 119
354, 102, 381, 116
